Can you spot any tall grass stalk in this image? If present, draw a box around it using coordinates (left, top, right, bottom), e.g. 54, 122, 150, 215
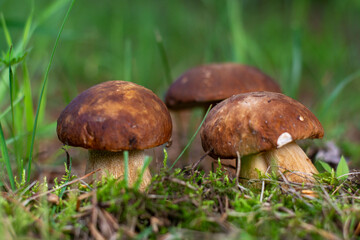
0, 13, 12, 47
155, 30, 173, 85
289, 29, 302, 99
124, 39, 132, 82
23, 61, 34, 156
319, 70, 360, 119
134, 156, 152, 190
8, 47, 22, 175
0, 122, 15, 190
170, 105, 212, 169
0, 94, 23, 120
27, 0, 76, 182
227, 0, 246, 63
123, 151, 129, 187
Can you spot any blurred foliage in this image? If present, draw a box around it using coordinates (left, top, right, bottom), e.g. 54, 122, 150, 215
0, 0, 359, 163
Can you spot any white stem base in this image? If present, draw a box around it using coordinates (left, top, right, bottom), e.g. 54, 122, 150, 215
264, 142, 318, 183
240, 153, 268, 180
85, 150, 152, 191
213, 142, 318, 185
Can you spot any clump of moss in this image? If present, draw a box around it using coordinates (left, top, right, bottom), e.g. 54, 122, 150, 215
1, 159, 360, 239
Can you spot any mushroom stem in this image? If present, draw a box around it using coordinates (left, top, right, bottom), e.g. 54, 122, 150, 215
212, 142, 318, 184
85, 150, 152, 190
240, 153, 268, 180
264, 142, 318, 183
241, 142, 318, 183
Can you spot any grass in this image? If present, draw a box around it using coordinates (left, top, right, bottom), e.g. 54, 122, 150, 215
1, 162, 360, 239
0, 0, 359, 239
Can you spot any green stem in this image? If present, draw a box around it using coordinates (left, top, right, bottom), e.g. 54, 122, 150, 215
27, 0, 76, 182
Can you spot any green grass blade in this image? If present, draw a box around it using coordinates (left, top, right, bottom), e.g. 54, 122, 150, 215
23, 60, 34, 129
8, 47, 22, 173
6, 121, 56, 146
134, 156, 152, 190
27, 0, 76, 182
0, 13, 12, 47
321, 70, 360, 113
227, 0, 246, 63
124, 39, 132, 82
155, 30, 173, 85
8, 48, 15, 135
0, 94, 24, 120
0, 121, 15, 190
20, 0, 34, 51
37, 0, 70, 26
289, 28, 302, 99
170, 105, 212, 169
37, 81, 47, 125
123, 151, 129, 187
23, 60, 34, 156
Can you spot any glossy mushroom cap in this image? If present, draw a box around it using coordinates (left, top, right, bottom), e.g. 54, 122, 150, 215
200, 92, 324, 159
165, 63, 281, 109
57, 81, 172, 151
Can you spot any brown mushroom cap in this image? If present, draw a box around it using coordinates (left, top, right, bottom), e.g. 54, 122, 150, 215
200, 92, 324, 159
57, 81, 172, 151
165, 63, 281, 109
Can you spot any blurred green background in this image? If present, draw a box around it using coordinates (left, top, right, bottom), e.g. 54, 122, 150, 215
0, 0, 360, 174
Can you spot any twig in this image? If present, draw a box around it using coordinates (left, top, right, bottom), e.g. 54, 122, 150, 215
236, 183, 248, 192
343, 215, 351, 240
337, 171, 360, 180
101, 209, 119, 231
331, 182, 345, 196
300, 222, 341, 240
88, 223, 106, 240
165, 177, 199, 191
22, 169, 100, 206
192, 148, 212, 172
79, 179, 92, 190
260, 180, 265, 202
235, 151, 241, 186
217, 195, 224, 214
319, 184, 342, 216
19, 180, 38, 196
354, 222, 360, 236
91, 188, 98, 227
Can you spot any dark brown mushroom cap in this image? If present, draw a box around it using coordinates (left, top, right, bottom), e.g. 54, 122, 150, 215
57, 81, 172, 151
200, 92, 324, 159
165, 63, 281, 109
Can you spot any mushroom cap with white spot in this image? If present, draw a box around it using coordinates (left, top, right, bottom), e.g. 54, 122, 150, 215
57, 81, 172, 151
200, 92, 324, 158
165, 63, 281, 109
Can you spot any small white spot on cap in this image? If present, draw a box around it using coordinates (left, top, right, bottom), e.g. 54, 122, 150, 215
298, 115, 304, 121
181, 77, 188, 84
277, 132, 293, 148
204, 70, 211, 78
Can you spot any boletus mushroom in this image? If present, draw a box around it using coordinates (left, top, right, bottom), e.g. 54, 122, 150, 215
165, 63, 281, 110
200, 92, 324, 184
164, 63, 282, 168
57, 81, 172, 190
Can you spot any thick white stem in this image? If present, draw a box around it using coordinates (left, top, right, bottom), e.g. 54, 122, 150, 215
214, 142, 318, 185
264, 142, 318, 183
85, 150, 152, 191
240, 153, 268, 180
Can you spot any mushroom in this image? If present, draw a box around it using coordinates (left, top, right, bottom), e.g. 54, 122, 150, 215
57, 81, 172, 189
165, 63, 281, 110
164, 63, 281, 168
200, 92, 324, 184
